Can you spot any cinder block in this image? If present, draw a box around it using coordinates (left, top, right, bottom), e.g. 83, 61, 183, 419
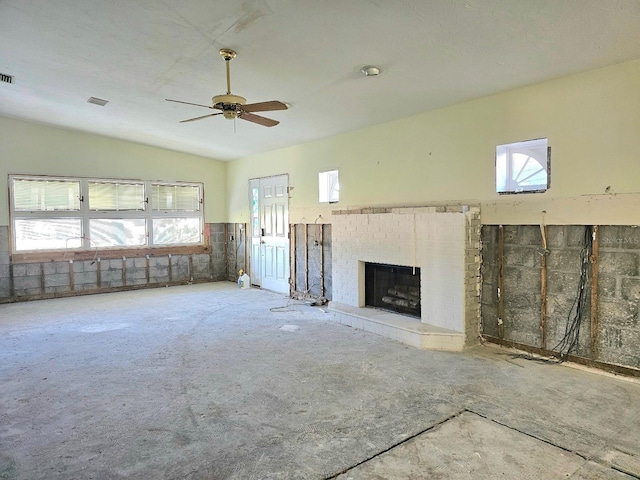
84, 260, 98, 272
547, 271, 581, 295
26, 263, 41, 276
621, 278, 640, 301
72, 262, 84, 273
155, 257, 170, 267
13, 264, 27, 277
100, 269, 122, 282
126, 269, 147, 282
598, 275, 617, 298
546, 249, 581, 271
44, 273, 69, 288
504, 246, 537, 268
134, 257, 147, 268
599, 251, 638, 276
149, 267, 169, 279
599, 300, 638, 327
545, 226, 565, 248
43, 263, 56, 275
55, 262, 70, 274
598, 226, 621, 249
567, 225, 590, 247
618, 226, 640, 250
74, 271, 98, 285
109, 259, 123, 269
13, 276, 41, 290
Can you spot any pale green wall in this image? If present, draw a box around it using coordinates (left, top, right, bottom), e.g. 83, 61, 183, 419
0, 117, 227, 225
227, 59, 640, 225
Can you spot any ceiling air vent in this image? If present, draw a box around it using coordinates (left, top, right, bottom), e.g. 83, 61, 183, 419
87, 97, 109, 106
0, 73, 13, 84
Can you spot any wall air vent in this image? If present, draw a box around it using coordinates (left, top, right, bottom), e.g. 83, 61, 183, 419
87, 97, 109, 106
0, 73, 13, 84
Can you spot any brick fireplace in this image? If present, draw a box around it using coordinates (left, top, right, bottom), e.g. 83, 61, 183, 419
329, 206, 481, 350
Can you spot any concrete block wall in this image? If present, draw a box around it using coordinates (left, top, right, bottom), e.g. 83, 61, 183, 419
292, 224, 332, 300
209, 223, 227, 282
0, 224, 237, 303
597, 226, 640, 368
225, 223, 247, 282
481, 225, 640, 370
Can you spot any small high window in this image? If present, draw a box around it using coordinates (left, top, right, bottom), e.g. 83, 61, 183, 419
319, 170, 339, 203
496, 138, 549, 194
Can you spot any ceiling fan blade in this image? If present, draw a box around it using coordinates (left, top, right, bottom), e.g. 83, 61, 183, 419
239, 112, 279, 127
166, 99, 215, 109
242, 100, 288, 113
180, 113, 223, 123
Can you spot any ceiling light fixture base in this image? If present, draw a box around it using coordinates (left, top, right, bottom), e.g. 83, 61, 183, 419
361, 66, 381, 77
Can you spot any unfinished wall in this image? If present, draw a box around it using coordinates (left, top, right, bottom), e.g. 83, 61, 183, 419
292, 224, 332, 300
0, 224, 235, 303
481, 225, 640, 372
224, 224, 248, 283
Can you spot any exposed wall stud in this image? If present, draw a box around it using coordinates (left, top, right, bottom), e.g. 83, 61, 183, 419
590, 225, 600, 360
290, 224, 296, 295
69, 260, 75, 292
223, 224, 229, 280
146, 254, 150, 284
320, 224, 325, 298
168, 254, 173, 282
304, 223, 309, 293
497, 225, 505, 339
540, 225, 548, 349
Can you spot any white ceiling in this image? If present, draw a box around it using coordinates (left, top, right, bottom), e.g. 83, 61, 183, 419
1, 1, 640, 161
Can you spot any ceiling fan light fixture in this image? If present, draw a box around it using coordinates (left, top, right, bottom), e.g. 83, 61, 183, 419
223, 110, 238, 120
361, 65, 381, 77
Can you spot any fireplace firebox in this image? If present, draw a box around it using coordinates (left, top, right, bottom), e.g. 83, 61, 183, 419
364, 262, 421, 319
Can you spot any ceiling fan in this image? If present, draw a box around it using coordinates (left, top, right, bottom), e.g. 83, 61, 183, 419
166, 48, 288, 127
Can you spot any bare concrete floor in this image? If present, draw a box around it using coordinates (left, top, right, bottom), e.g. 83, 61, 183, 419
0, 283, 639, 480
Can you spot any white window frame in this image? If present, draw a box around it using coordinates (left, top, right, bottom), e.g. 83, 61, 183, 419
496, 138, 550, 194
9, 175, 204, 253
318, 169, 340, 203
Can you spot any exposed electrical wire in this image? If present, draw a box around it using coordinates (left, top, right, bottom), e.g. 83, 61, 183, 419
551, 225, 592, 362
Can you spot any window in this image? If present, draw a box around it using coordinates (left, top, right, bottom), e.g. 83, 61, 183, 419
496, 138, 549, 194
9, 175, 204, 252
319, 169, 340, 203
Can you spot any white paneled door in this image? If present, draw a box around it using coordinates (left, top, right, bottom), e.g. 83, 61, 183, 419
249, 175, 289, 294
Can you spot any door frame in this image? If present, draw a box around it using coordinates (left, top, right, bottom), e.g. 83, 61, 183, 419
248, 174, 290, 293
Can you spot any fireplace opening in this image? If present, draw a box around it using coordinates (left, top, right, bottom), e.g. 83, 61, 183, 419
364, 263, 421, 319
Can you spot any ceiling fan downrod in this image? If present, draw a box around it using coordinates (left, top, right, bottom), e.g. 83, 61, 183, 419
219, 48, 236, 95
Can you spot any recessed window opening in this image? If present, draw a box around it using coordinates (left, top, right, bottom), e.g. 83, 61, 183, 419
9, 175, 204, 252
318, 170, 339, 203
496, 138, 549, 194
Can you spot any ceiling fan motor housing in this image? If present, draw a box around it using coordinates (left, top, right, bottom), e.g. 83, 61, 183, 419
213, 94, 247, 120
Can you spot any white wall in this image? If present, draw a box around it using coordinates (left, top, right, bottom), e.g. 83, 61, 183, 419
0, 117, 227, 225
227, 59, 640, 225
